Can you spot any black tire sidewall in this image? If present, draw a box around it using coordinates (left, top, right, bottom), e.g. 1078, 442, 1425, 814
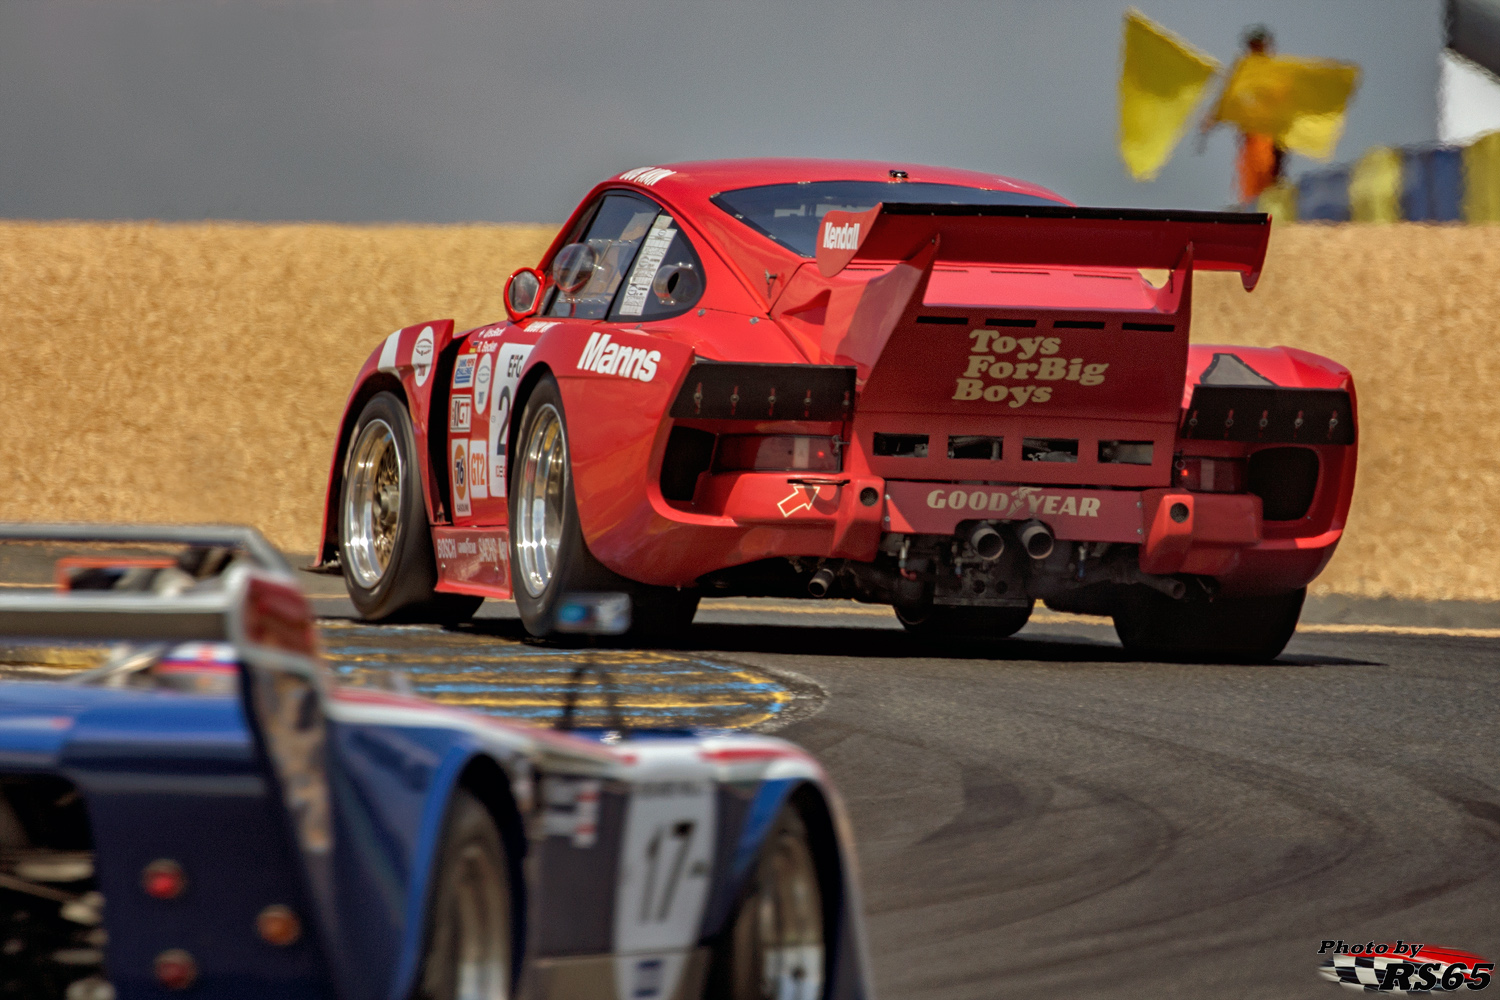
340, 391, 439, 620
1113, 587, 1306, 663
417, 789, 512, 1000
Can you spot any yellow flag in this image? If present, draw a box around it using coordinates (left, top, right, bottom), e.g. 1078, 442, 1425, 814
1348, 146, 1402, 222
1119, 9, 1220, 181
1212, 53, 1360, 160
1462, 130, 1500, 222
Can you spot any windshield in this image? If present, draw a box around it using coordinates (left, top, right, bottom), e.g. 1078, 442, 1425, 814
711, 181, 1064, 257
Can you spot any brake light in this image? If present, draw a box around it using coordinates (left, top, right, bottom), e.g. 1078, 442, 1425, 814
715, 435, 841, 473
1175, 456, 1246, 493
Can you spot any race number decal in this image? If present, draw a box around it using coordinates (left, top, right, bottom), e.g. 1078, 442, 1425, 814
613, 777, 715, 999
489, 343, 534, 499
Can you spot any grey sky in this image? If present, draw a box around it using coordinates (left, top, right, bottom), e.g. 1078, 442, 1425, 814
0, 0, 1442, 222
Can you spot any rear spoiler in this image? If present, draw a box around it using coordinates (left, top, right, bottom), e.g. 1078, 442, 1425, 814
815, 202, 1271, 290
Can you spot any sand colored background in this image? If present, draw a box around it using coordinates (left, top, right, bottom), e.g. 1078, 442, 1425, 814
0, 221, 1495, 600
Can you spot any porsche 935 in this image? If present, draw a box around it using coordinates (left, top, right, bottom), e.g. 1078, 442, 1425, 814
0, 524, 867, 999
314, 159, 1356, 661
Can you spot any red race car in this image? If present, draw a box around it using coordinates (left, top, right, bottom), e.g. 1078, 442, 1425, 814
314, 159, 1356, 661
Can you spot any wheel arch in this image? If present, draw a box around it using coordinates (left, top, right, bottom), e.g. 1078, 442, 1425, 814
505, 361, 556, 496
703, 777, 853, 994
454, 753, 529, 990
317, 372, 409, 565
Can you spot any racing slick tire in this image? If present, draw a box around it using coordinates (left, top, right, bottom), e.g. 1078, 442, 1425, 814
1111, 587, 1305, 663
707, 804, 826, 1000
894, 601, 1034, 639
508, 374, 699, 639
415, 789, 513, 1000
339, 392, 483, 624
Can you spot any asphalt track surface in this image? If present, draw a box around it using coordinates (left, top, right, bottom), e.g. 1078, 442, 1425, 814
5, 559, 1500, 997
313, 595, 1500, 999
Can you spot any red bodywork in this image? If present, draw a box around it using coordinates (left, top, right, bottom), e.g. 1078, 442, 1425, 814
316, 159, 1356, 603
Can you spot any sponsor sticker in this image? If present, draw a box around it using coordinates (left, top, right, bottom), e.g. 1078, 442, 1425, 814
413, 326, 436, 387
951, 328, 1110, 409
524, 320, 560, 333
618, 166, 675, 187
474, 354, 494, 410
925, 485, 1100, 518
468, 438, 489, 500
450, 395, 472, 433
576, 332, 660, 382
453, 355, 476, 388
821, 220, 861, 250
491, 343, 534, 498
618, 215, 679, 317
451, 440, 470, 517
1317, 940, 1492, 993
432, 527, 509, 588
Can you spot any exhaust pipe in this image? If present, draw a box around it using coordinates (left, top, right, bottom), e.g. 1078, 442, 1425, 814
807, 567, 836, 598
1018, 520, 1054, 560
1137, 573, 1187, 600
968, 523, 1005, 560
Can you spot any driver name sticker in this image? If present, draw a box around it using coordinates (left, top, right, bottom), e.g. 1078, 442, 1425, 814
617, 215, 678, 317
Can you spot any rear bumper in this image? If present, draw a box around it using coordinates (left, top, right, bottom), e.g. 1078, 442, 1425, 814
590, 471, 1338, 594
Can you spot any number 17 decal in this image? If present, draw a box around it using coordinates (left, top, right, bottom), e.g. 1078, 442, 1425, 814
640, 821, 696, 923
614, 781, 715, 954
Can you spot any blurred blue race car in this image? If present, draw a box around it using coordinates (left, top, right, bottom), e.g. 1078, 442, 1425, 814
0, 524, 870, 1000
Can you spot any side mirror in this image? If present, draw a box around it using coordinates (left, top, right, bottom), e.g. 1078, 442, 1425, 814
551, 243, 597, 295
651, 264, 701, 306
504, 267, 544, 321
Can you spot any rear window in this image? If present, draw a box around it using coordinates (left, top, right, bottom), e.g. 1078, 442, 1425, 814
711, 181, 1064, 257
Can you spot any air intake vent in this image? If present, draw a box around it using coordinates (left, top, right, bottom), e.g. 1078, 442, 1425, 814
914, 316, 968, 325
1249, 447, 1320, 520
1053, 320, 1105, 330
873, 433, 928, 458
1122, 322, 1174, 332
983, 318, 1037, 328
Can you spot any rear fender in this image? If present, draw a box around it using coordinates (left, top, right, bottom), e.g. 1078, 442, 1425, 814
511, 326, 696, 574
315, 321, 457, 564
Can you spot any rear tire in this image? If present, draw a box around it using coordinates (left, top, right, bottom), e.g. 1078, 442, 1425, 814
508, 375, 699, 640
708, 805, 826, 1000
415, 789, 513, 1000
894, 602, 1034, 639
1111, 587, 1305, 663
339, 391, 482, 624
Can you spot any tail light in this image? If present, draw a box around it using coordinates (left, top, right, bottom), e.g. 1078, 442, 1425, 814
1174, 456, 1246, 493
715, 435, 841, 473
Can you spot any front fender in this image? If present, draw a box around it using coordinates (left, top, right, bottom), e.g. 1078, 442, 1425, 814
316, 321, 457, 564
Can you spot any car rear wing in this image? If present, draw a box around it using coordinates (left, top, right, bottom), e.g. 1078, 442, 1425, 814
815, 202, 1271, 290
0, 523, 300, 643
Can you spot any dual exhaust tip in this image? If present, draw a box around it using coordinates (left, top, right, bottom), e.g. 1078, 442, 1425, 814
968, 520, 1053, 561
805, 520, 1056, 598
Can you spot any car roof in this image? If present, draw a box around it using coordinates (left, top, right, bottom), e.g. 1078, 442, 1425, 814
609, 157, 1071, 206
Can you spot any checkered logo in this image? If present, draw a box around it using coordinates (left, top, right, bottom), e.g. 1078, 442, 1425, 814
1317, 943, 1492, 993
